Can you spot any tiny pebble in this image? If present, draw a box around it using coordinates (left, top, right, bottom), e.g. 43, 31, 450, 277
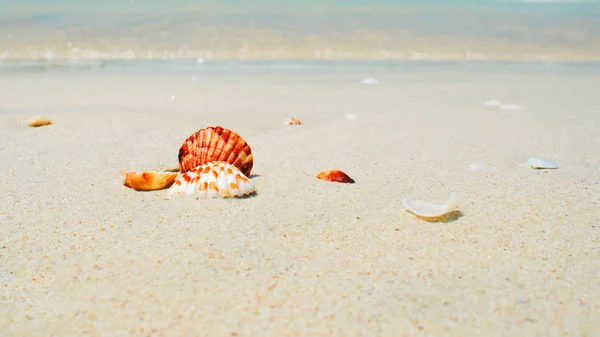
516, 296, 528, 304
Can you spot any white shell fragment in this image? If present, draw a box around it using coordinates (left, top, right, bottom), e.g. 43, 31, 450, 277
526, 158, 559, 169
344, 114, 360, 120
361, 78, 379, 85
468, 161, 487, 170
484, 100, 502, 106
402, 194, 458, 218
484, 100, 522, 111
168, 161, 256, 198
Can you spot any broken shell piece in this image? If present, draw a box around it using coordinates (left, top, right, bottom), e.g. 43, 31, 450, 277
284, 117, 302, 125
344, 114, 359, 120
468, 162, 487, 170
317, 170, 355, 183
402, 194, 458, 218
526, 158, 559, 169
121, 170, 179, 191
178, 126, 253, 176
27, 116, 52, 127
168, 161, 256, 198
484, 100, 502, 106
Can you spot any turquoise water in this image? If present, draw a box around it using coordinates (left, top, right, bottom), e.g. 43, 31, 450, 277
1, 0, 599, 62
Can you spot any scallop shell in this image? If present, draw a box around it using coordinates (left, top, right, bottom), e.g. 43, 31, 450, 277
27, 116, 52, 127
317, 170, 355, 183
402, 194, 458, 218
178, 126, 253, 176
121, 170, 179, 191
526, 158, 559, 169
168, 161, 256, 198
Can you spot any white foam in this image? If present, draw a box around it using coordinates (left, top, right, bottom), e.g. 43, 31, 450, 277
42, 49, 55, 60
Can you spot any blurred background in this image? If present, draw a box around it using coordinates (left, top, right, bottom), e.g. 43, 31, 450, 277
1, 0, 599, 62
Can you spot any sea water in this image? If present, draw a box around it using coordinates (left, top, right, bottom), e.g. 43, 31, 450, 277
1, 0, 599, 63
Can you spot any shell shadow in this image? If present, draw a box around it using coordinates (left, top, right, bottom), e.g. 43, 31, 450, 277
248, 174, 262, 179
410, 210, 464, 223
236, 191, 258, 199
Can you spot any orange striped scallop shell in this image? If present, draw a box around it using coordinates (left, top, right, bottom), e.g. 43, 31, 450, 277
178, 126, 253, 176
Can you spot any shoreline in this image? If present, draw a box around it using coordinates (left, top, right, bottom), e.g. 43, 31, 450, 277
1, 58, 600, 74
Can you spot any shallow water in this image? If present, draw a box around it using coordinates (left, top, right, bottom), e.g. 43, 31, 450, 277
1, 0, 599, 62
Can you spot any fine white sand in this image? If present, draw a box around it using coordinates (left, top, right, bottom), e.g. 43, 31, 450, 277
1, 62, 599, 336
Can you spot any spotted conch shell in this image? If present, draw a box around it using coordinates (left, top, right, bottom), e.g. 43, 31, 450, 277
168, 161, 256, 198
121, 170, 179, 191
178, 126, 253, 176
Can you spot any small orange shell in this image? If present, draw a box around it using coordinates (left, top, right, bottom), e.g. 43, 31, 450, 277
317, 170, 355, 183
178, 126, 253, 176
284, 117, 302, 125
121, 170, 179, 191
28, 116, 52, 127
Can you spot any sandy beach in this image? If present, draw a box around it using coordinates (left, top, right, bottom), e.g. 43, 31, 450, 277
1, 61, 599, 336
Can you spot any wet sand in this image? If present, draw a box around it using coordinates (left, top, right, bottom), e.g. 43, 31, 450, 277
0, 62, 599, 336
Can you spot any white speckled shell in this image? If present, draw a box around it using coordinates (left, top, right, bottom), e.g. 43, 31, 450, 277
168, 162, 256, 198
